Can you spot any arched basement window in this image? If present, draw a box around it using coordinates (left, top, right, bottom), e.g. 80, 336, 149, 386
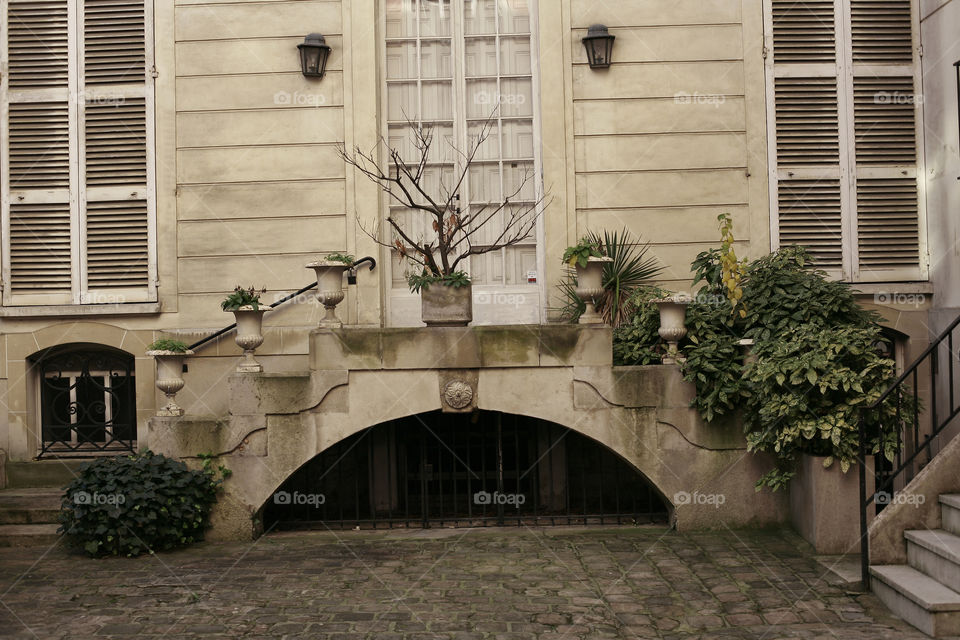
32, 344, 137, 458
263, 411, 668, 530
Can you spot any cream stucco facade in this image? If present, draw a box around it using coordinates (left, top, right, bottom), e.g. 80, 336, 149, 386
0, 0, 946, 509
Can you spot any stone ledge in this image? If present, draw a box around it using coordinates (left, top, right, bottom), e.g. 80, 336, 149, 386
310, 325, 612, 371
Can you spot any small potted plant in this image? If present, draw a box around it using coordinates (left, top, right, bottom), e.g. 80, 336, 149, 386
654, 293, 692, 364
222, 286, 267, 373
306, 253, 354, 328
563, 237, 613, 324
408, 269, 473, 327
146, 338, 193, 416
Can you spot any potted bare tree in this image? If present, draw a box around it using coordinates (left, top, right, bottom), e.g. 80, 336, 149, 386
341, 117, 548, 326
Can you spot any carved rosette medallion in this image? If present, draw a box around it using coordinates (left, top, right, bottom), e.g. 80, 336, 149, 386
443, 380, 474, 410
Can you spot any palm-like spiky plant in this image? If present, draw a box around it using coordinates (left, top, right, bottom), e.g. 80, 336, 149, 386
556, 228, 663, 327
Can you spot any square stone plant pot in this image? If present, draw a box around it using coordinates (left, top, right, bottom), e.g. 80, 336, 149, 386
421, 283, 472, 327
790, 453, 874, 554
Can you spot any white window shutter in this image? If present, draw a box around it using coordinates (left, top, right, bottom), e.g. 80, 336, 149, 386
766, 0, 849, 278
848, 0, 925, 281
765, 0, 925, 283
2, 0, 79, 304
78, 0, 154, 302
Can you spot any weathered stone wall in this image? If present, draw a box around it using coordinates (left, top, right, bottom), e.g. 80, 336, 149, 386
150, 326, 789, 540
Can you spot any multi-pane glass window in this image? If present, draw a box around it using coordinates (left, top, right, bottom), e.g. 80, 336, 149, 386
384, 0, 540, 298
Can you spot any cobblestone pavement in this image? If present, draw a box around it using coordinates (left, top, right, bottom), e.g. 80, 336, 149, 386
0, 526, 928, 639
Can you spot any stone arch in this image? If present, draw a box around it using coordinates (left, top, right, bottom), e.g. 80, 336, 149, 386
256, 408, 673, 528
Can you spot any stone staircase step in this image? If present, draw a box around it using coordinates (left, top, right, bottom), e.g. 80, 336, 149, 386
5, 460, 85, 489
870, 564, 960, 637
0, 489, 62, 525
906, 529, 960, 593
0, 524, 61, 548
940, 495, 960, 537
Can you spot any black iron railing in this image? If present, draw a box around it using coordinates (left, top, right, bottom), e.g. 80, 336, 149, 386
187, 257, 376, 352
859, 311, 960, 588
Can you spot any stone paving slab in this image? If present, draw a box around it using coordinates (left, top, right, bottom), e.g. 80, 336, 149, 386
0, 526, 933, 639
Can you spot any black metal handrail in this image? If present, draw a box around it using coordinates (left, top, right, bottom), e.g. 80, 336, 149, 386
187, 256, 377, 352
859, 311, 960, 588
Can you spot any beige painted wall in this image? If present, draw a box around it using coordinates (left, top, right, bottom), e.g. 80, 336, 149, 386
0, 0, 935, 463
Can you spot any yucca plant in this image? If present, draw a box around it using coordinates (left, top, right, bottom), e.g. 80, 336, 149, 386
556, 228, 663, 327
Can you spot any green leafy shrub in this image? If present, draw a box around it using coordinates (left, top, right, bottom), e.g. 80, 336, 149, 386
147, 338, 189, 353
613, 285, 669, 365
58, 451, 227, 557
221, 285, 266, 311
325, 252, 355, 265
562, 235, 604, 268
558, 229, 663, 327
407, 269, 471, 294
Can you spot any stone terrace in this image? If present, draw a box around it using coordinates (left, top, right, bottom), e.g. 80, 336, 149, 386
0, 527, 926, 639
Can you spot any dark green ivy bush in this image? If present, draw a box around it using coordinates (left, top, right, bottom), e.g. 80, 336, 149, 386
58, 451, 228, 557
614, 240, 907, 491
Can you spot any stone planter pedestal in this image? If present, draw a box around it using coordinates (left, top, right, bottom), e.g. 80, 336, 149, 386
147, 350, 193, 417
231, 306, 267, 373
307, 261, 349, 327
575, 256, 613, 324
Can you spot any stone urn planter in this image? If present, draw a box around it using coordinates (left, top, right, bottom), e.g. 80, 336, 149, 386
790, 454, 874, 554
655, 294, 691, 364
307, 260, 349, 328
576, 256, 613, 324
738, 338, 757, 365
231, 305, 267, 373
421, 283, 473, 327
147, 349, 193, 416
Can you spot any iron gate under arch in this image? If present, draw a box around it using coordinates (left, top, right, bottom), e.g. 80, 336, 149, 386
34, 344, 137, 458
264, 411, 669, 530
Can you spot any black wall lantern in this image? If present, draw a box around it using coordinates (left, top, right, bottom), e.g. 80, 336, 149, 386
582, 24, 615, 69
299, 33, 332, 78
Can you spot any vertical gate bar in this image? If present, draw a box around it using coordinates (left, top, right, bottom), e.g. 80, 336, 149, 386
580, 439, 587, 525
930, 347, 939, 462
388, 423, 394, 528
597, 447, 605, 524
514, 414, 521, 526
497, 412, 504, 527
913, 371, 920, 480
467, 416, 473, 520
950, 332, 955, 415
338, 440, 344, 525
438, 416, 445, 528
614, 459, 621, 524
420, 423, 429, 528
480, 413, 488, 524
565, 429, 572, 525
403, 422, 411, 526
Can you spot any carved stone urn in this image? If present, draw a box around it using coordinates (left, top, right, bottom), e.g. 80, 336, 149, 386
575, 256, 613, 324
147, 349, 193, 416
655, 294, 692, 364
231, 305, 267, 373
307, 261, 349, 327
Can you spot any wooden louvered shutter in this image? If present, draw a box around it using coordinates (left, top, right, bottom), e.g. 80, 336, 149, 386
1, 0, 79, 304
78, 0, 154, 302
847, 0, 925, 281
765, 0, 849, 278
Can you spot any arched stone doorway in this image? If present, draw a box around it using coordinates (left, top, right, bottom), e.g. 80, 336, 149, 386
263, 410, 669, 530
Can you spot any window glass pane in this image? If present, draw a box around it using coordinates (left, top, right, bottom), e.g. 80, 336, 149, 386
503, 161, 535, 201
500, 36, 531, 75
386, 42, 419, 79
500, 119, 533, 159
419, 0, 452, 37
465, 37, 498, 77
469, 162, 502, 202
498, 78, 533, 117
500, 0, 530, 34
464, 0, 497, 35
466, 78, 498, 118
468, 122, 501, 160
386, 0, 418, 38
470, 250, 504, 284
420, 41, 452, 78
422, 81, 454, 120
387, 82, 419, 121
503, 244, 538, 284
